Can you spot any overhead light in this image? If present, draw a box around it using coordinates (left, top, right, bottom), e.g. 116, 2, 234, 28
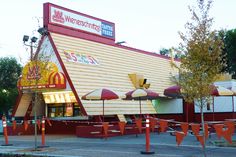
38, 27, 48, 35
23, 35, 29, 42
31, 37, 38, 43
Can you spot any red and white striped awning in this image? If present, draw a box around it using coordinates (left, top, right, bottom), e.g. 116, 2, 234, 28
82, 88, 123, 100
124, 88, 159, 100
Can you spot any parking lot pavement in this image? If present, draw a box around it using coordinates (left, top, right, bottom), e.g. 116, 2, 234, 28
0, 133, 236, 157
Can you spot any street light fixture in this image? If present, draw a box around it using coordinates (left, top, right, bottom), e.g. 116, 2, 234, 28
31, 37, 38, 43
23, 35, 38, 61
37, 27, 48, 35
23, 35, 29, 43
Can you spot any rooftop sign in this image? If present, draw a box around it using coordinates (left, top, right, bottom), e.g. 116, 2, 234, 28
47, 3, 115, 39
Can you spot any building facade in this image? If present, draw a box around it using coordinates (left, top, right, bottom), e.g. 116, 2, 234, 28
12, 3, 236, 131
13, 3, 181, 123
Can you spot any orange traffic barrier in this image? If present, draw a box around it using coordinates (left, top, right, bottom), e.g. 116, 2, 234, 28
118, 121, 126, 135
135, 118, 142, 134
2, 116, 9, 145
1, 116, 12, 146
12, 120, 17, 131
196, 135, 204, 148
141, 115, 155, 154
41, 117, 46, 146
175, 131, 185, 146
191, 123, 200, 136
224, 121, 235, 135
102, 122, 109, 138
180, 123, 189, 136
24, 120, 29, 131
222, 129, 232, 144
159, 120, 168, 132
149, 118, 156, 132
213, 124, 224, 139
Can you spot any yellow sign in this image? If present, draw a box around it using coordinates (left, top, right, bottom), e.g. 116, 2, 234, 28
128, 73, 150, 89
18, 61, 66, 90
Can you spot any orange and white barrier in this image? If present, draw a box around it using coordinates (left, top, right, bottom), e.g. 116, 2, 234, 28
41, 117, 46, 146
141, 115, 155, 154
1, 116, 12, 146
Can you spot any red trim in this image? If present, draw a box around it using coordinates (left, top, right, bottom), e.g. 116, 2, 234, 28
12, 92, 23, 117
48, 33, 87, 116
43, 3, 49, 27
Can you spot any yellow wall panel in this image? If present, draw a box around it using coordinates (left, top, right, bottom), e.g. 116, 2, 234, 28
51, 33, 178, 116
14, 93, 32, 117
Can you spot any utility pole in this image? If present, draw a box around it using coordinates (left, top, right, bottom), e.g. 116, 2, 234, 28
23, 35, 38, 151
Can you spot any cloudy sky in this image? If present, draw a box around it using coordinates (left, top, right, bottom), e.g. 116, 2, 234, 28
0, 0, 236, 64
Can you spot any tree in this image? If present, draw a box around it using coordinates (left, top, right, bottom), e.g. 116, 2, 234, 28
0, 57, 22, 116
221, 29, 236, 78
159, 48, 170, 56
172, 0, 224, 156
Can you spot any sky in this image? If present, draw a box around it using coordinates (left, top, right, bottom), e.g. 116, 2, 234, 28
0, 0, 236, 64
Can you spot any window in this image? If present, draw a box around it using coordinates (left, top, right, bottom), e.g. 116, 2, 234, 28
48, 104, 64, 117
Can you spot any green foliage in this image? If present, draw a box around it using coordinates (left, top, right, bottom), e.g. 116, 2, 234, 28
0, 57, 22, 115
159, 48, 170, 56
172, 0, 224, 104
222, 29, 236, 78
172, 1, 224, 154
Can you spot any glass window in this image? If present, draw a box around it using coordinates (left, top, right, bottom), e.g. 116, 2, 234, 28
48, 104, 64, 118
65, 103, 73, 117
47, 103, 82, 117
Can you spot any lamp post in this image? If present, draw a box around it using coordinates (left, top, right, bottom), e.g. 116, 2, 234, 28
23, 35, 38, 151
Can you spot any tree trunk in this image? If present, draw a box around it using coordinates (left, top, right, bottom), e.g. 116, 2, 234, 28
200, 98, 206, 157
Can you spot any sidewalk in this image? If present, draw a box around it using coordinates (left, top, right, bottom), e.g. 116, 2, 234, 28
0, 133, 236, 157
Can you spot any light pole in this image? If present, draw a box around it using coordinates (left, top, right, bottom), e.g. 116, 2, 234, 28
23, 35, 38, 150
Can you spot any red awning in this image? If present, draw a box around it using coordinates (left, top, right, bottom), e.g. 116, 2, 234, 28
164, 85, 181, 98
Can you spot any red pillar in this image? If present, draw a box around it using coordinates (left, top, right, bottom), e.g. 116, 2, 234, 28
184, 102, 195, 122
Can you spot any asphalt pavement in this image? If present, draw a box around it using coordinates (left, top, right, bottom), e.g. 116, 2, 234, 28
0, 132, 236, 157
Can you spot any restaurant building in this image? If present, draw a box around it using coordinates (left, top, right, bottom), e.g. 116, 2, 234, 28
11, 3, 236, 135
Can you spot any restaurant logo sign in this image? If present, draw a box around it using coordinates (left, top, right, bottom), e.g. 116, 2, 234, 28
52, 9, 65, 23
50, 6, 115, 39
18, 61, 66, 90
64, 50, 99, 65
